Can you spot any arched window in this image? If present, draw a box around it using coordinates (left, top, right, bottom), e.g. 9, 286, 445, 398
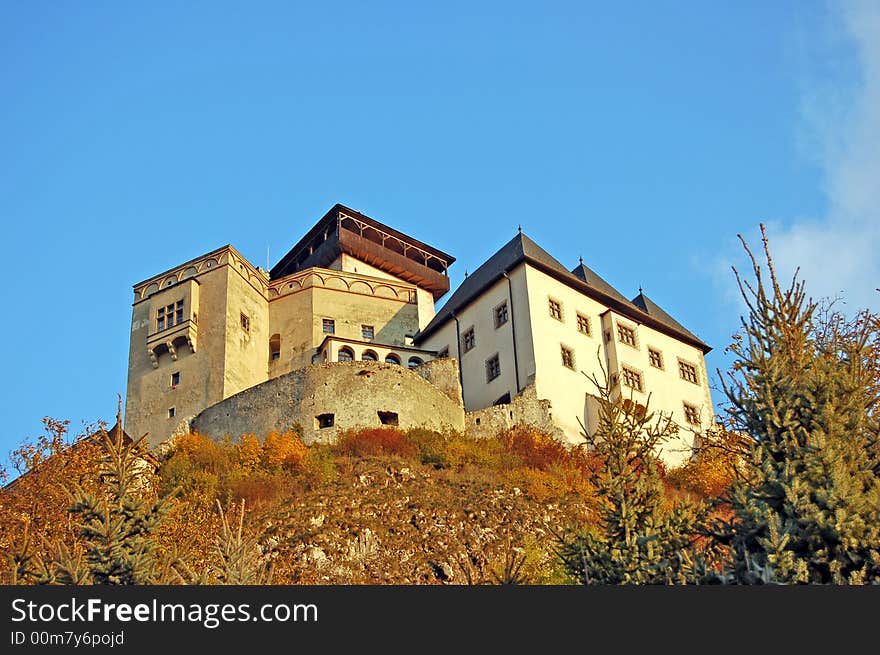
338, 347, 355, 362
361, 350, 378, 362
384, 353, 401, 365
407, 356, 423, 369
269, 334, 281, 361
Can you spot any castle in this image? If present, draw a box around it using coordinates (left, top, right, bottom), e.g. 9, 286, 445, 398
125, 204, 713, 467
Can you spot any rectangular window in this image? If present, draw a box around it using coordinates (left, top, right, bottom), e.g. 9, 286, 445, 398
175, 300, 184, 325
549, 298, 563, 321
486, 354, 501, 382
678, 360, 699, 385
322, 318, 335, 334
621, 366, 643, 392
240, 312, 250, 332
171, 371, 180, 387
462, 327, 476, 353
437, 347, 449, 358
362, 325, 375, 341
617, 323, 637, 348
683, 403, 700, 426
561, 345, 575, 370
316, 413, 335, 429
576, 313, 591, 335
157, 307, 166, 332
494, 302, 509, 328
168, 407, 176, 419
649, 348, 663, 369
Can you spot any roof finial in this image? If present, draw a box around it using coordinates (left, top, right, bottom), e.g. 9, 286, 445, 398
639, 286, 643, 295
517, 225, 522, 234
464, 269, 469, 279
579, 255, 584, 266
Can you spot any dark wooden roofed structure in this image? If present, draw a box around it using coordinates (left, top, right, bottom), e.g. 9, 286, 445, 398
270, 204, 456, 300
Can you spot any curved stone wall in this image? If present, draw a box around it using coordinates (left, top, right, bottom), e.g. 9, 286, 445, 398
189, 359, 465, 444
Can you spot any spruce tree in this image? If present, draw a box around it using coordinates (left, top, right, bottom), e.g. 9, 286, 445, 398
65, 415, 171, 584
716, 226, 880, 584
557, 374, 707, 584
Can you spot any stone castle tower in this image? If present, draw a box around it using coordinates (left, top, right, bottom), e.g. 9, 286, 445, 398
125, 204, 455, 447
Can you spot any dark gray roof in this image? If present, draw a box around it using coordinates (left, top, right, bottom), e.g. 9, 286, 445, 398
415, 232, 711, 354
571, 262, 633, 307
630, 291, 706, 348
415, 233, 550, 341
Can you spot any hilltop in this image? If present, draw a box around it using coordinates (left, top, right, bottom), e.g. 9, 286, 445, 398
0, 422, 728, 585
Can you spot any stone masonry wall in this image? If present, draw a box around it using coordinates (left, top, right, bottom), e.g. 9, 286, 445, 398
466, 384, 567, 442
189, 359, 465, 445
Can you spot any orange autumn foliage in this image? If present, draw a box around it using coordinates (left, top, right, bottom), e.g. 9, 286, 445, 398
666, 428, 745, 498
333, 428, 418, 458
0, 419, 110, 582
262, 430, 309, 470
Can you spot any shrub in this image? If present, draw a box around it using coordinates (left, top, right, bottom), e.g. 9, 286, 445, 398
333, 428, 417, 458
301, 445, 338, 487
666, 430, 740, 499
234, 434, 262, 472
173, 432, 229, 475
405, 428, 450, 467
499, 426, 571, 471
223, 471, 287, 508
262, 430, 309, 470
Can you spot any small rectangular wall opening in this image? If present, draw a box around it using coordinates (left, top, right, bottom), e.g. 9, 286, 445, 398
378, 411, 399, 426
316, 413, 335, 429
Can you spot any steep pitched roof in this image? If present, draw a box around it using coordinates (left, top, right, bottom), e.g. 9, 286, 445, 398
415, 233, 548, 341
630, 291, 706, 348
415, 232, 711, 354
571, 262, 633, 307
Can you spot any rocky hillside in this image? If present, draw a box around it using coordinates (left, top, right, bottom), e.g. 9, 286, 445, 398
1, 423, 721, 585
262, 456, 593, 584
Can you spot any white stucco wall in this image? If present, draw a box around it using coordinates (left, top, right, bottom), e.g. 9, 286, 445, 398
522, 265, 610, 445
419, 265, 534, 412
421, 261, 713, 467
522, 265, 713, 465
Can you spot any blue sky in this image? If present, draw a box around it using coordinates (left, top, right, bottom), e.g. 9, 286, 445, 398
1, 2, 877, 465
